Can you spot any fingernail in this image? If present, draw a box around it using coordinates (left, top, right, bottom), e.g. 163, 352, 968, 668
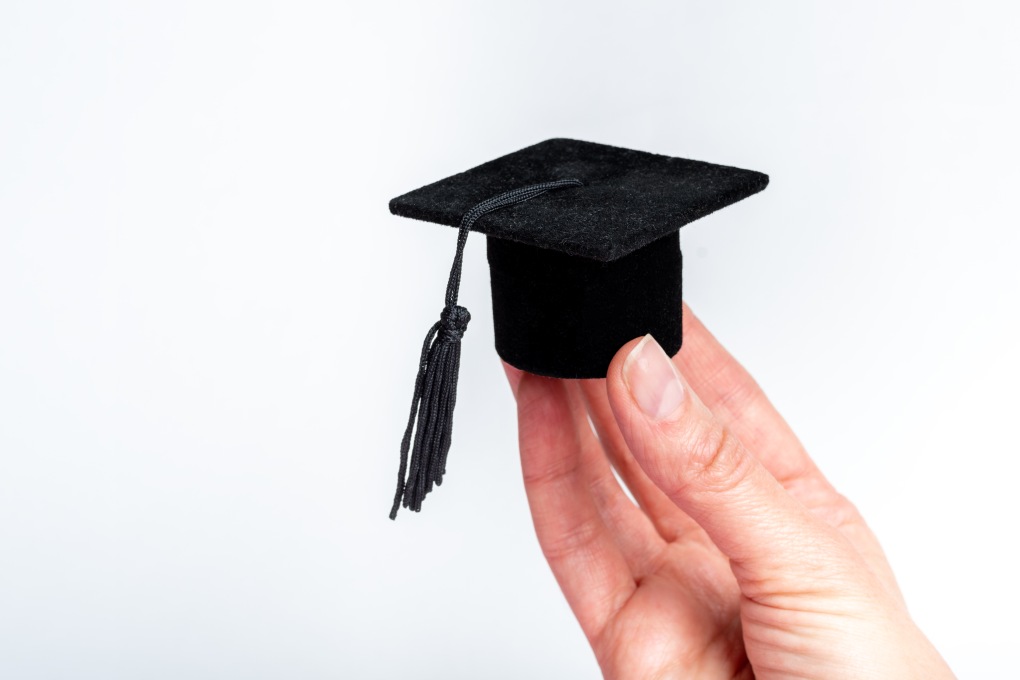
623, 335, 685, 420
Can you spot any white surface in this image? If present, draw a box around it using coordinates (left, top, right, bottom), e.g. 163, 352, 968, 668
2, 2, 1018, 677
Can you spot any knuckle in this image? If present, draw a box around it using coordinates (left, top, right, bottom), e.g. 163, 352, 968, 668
791, 479, 866, 531
538, 515, 603, 562
684, 426, 748, 492
736, 547, 871, 605
822, 492, 867, 533
521, 448, 580, 488
707, 360, 764, 417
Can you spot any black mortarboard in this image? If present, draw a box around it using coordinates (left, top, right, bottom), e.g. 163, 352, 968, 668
388, 138, 768, 518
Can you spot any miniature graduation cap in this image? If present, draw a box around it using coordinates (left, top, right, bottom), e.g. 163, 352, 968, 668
388, 138, 768, 518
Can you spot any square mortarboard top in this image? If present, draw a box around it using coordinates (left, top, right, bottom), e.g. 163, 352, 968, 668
387, 138, 768, 518
389, 137, 769, 380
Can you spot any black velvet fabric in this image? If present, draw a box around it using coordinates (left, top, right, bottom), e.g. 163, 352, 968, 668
390, 138, 769, 262
489, 233, 682, 379
388, 138, 768, 378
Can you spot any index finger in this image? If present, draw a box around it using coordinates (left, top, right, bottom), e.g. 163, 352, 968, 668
676, 303, 820, 488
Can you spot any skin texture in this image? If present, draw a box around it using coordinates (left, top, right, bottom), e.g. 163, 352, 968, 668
504, 304, 954, 680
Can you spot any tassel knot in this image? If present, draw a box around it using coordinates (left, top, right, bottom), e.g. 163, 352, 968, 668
440, 305, 470, 340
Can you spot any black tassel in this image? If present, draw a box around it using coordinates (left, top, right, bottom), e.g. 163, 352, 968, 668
390, 179, 582, 519
389, 305, 470, 518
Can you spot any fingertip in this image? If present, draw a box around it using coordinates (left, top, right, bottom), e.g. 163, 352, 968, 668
513, 374, 580, 491
606, 335, 690, 425
502, 361, 524, 399
606, 336, 648, 400
513, 371, 566, 423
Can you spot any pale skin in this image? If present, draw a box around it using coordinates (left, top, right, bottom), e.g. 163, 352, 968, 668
503, 304, 954, 680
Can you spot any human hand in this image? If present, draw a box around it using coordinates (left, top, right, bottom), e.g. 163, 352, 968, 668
504, 305, 953, 680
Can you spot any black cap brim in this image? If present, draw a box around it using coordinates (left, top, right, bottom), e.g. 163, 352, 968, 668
389, 137, 768, 262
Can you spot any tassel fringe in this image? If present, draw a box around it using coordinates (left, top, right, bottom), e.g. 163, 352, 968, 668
390, 305, 469, 518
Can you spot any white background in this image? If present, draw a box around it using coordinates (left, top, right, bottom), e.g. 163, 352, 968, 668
2, 1, 1019, 678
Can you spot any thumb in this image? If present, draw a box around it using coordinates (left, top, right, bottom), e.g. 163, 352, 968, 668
606, 335, 864, 595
